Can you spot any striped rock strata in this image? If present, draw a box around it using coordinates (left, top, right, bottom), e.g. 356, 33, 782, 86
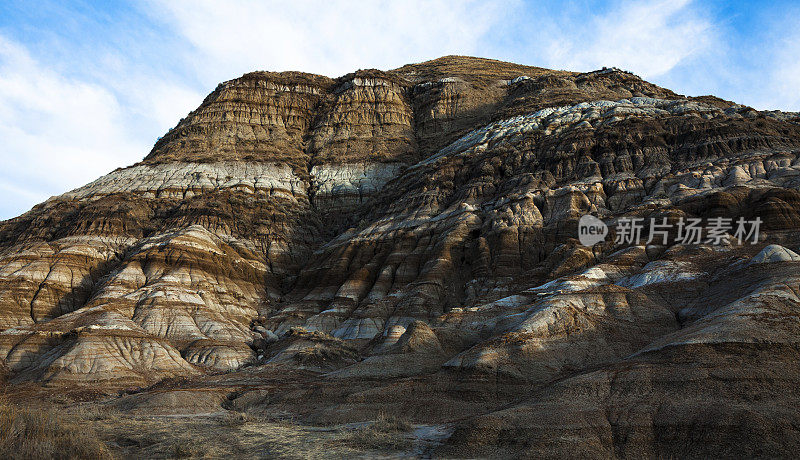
0, 56, 799, 412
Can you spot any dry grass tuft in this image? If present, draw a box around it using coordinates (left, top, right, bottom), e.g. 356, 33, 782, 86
343, 412, 413, 451
220, 410, 251, 427
371, 412, 413, 433
0, 397, 113, 459
169, 439, 201, 458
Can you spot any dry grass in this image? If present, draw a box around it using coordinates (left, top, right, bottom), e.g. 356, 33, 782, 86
220, 410, 251, 427
342, 412, 413, 451
168, 439, 201, 458
372, 412, 413, 432
0, 395, 419, 459
0, 397, 113, 459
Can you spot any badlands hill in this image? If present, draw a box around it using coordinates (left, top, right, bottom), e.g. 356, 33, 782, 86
2, 56, 800, 457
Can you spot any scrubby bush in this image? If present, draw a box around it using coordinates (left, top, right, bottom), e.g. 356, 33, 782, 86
0, 397, 113, 459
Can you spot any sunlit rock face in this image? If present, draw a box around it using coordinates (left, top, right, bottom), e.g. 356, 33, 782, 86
2, 56, 800, 454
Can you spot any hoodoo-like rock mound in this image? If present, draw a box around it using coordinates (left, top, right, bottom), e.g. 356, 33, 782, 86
2, 55, 800, 457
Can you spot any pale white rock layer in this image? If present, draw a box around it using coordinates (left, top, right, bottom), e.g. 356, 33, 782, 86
311, 163, 406, 201
420, 97, 734, 166
617, 260, 701, 288
59, 162, 308, 201
53, 161, 407, 210
750, 244, 800, 264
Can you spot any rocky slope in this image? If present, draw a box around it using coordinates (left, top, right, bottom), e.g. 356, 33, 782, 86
2, 56, 800, 457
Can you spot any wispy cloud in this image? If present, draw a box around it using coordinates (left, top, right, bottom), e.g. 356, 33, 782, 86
502, 0, 799, 111
146, 0, 516, 82
0, 33, 204, 219
0, 36, 141, 216
759, 17, 800, 111
494, 0, 715, 77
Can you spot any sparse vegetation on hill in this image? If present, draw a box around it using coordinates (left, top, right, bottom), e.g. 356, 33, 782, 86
0, 398, 113, 460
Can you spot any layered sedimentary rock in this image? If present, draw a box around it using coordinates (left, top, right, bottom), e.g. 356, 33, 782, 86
441, 248, 800, 458
145, 71, 333, 167
2, 55, 800, 456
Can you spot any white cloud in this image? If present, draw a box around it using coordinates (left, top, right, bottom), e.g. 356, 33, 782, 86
0, 34, 204, 220
762, 27, 800, 111
0, 36, 193, 219
514, 0, 714, 78
147, 0, 516, 82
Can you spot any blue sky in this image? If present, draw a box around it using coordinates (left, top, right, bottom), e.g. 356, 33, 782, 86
1, 0, 799, 220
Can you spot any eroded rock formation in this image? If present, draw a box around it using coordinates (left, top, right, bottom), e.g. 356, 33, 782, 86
2, 55, 800, 457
